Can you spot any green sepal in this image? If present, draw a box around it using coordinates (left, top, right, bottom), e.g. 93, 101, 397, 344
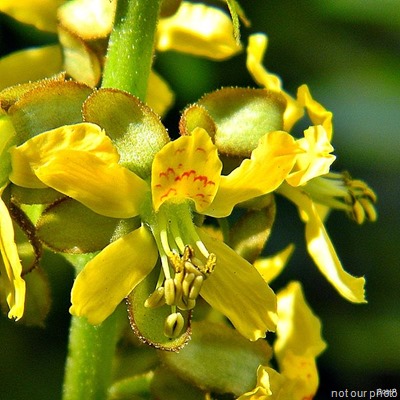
36, 198, 139, 254
197, 87, 286, 157
0, 112, 17, 187
151, 368, 206, 400
179, 104, 217, 138
0, 73, 66, 112
108, 371, 154, 400
126, 266, 191, 352
159, 321, 272, 396
229, 194, 276, 263
11, 185, 66, 205
9, 202, 42, 275
18, 267, 51, 327
8, 79, 92, 144
82, 88, 170, 179
225, 0, 251, 43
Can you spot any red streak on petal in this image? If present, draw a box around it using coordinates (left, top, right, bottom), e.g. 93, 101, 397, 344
175, 170, 196, 181
159, 167, 175, 178
160, 188, 177, 201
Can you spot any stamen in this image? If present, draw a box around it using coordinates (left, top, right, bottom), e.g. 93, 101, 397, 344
144, 287, 165, 308
182, 273, 196, 298
188, 275, 204, 300
164, 278, 176, 305
164, 312, 185, 338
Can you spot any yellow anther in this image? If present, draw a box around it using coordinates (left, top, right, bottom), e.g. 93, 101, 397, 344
164, 278, 176, 305
359, 197, 377, 222
144, 287, 165, 308
182, 272, 196, 298
177, 297, 196, 311
189, 275, 204, 300
204, 253, 216, 274
184, 260, 200, 275
351, 200, 365, 224
164, 312, 185, 338
183, 245, 194, 261
168, 251, 184, 273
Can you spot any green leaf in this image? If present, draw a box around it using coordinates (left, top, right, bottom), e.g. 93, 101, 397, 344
83, 88, 170, 179
159, 321, 272, 395
8, 79, 92, 143
126, 266, 191, 352
36, 198, 138, 254
198, 88, 286, 157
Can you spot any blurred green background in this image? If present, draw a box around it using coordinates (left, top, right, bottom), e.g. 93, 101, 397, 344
1, 0, 399, 398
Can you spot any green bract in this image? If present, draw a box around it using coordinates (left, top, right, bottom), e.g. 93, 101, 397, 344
196, 87, 286, 157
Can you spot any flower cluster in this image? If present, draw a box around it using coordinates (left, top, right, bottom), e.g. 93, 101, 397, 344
0, 1, 377, 399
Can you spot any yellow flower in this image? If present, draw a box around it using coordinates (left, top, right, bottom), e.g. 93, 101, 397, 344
246, 34, 335, 186
238, 282, 326, 400
286, 124, 335, 187
246, 33, 304, 131
0, 115, 25, 320
10, 123, 302, 340
156, 2, 242, 60
277, 181, 371, 303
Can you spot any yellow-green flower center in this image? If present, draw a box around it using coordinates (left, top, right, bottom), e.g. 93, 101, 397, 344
143, 201, 216, 337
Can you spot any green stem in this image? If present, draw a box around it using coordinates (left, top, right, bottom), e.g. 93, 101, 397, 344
62, 1, 162, 398
101, 0, 163, 99
62, 255, 125, 400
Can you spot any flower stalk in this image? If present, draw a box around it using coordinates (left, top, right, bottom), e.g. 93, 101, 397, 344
62, 0, 163, 398
101, 0, 163, 100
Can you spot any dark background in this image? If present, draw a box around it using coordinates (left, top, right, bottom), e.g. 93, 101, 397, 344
1, 1, 399, 398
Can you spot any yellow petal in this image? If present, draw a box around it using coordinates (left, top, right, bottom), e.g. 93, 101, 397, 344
0, 114, 17, 187
70, 225, 157, 325
58, 26, 102, 87
254, 244, 295, 284
209, 131, 299, 218
0, 45, 62, 91
152, 127, 222, 213
156, 2, 242, 60
275, 282, 325, 399
0, 0, 65, 32
35, 150, 148, 218
279, 184, 367, 303
0, 193, 26, 320
286, 125, 336, 187
297, 84, 333, 140
237, 365, 273, 399
275, 282, 326, 360
246, 34, 304, 131
146, 70, 175, 118
58, 0, 116, 40
199, 229, 278, 341
9, 123, 119, 189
